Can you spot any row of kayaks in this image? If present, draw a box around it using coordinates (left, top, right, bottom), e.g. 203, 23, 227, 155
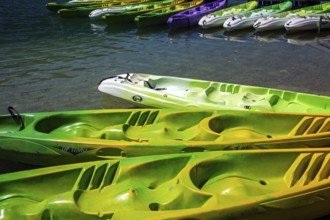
46, 0, 330, 32
2, 73, 330, 219
2, 73, 330, 166
200, 1, 330, 32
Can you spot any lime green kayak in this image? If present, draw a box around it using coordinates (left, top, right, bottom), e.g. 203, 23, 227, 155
57, 0, 152, 18
2, 106, 330, 166
134, 0, 204, 28
102, 0, 184, 24
90, 0, 175, 20
1, 149, 330, 219
98, 73, 330, 113
46, 0, 114, 12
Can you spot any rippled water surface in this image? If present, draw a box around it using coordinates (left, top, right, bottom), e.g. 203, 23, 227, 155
0, 0, 330, 172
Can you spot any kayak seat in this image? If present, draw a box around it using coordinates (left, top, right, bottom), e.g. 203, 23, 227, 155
204, 115, 273, 142
205, 86, 227, 104
45, 122, 130, 140
143, 79, 166, 90
190, 160, 274, 197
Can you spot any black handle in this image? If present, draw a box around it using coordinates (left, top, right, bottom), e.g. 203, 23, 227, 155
7, 106, 25, 131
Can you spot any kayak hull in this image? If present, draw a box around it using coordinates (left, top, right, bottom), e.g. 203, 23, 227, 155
254, 2, 330, 32
1, 149, 330, 219
285, 15, 330, 32
2, 107, 330, 165
167, 0, 227, 29
198, 1, 259, 29
223, 1, 293, 31
98, 73, 330, 113
135, 0, 204, 28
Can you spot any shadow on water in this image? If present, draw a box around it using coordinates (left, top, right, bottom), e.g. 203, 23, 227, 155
104, 22, 137, 35
223, 29, 256, 42
168, 25, 201, 38
197, 27, 227, 40
136, 24, 169, 37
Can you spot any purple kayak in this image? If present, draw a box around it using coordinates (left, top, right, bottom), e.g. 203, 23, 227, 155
167, 0, 227, 29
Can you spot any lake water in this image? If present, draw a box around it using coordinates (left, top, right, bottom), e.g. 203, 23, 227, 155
0, 0, 330, 173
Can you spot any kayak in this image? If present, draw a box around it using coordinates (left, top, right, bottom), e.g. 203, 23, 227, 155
102, 0, 185, 24
134, 0, 204, 28
285, 13, 330, 32
167, 0, 227, 29
89, 0, 174, 20
2, 106, 330, 166
46, 0, 114, 12
198, 1, 258, 29
223, 1, 292, 31
253, 2, 330, 32
98, 73, 330, 113
57, 0, 151, 18
1, 149, 330, 219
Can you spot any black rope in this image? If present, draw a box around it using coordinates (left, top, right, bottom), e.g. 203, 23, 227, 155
7, 106, 25, 131
144, 81, 155, 89
117, 73, 132, 82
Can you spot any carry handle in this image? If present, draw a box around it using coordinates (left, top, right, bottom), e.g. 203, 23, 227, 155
7, 106, 25, 131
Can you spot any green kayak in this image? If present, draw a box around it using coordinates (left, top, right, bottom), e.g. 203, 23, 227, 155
1, 149, 330, 219
2, 107, 330, 166
57, 0, 152, 18
98, 73, 330, 113
46, 0, 114, 12
102, 0, 184, 24
134, 0, 204, 28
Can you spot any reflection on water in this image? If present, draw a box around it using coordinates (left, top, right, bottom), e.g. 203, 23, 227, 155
285, 30, 330, 46
254, 30, 287, 43
199, 27, 330, 46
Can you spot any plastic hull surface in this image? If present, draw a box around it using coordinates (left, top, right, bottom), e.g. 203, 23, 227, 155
98, 73, 330, 113
167, 0, 227, 29
253, 2, 330, 31
3, 107, 330, 165
223, 1, 292, 31
198, 1, 258, 29
1, 149, 330, 219
285, 14, 330, 32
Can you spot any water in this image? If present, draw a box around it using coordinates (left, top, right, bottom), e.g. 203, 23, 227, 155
0, 0, 330, 172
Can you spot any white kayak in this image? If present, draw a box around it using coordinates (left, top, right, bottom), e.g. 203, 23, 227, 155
253, 2, 330, 32
223, 1, 292, 31
89, 4, 144, 20
285, 14, 330, 32
198, 1, 258, 29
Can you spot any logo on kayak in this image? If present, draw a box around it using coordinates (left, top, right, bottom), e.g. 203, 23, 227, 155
55, 146, 91, 155
132, 95, 143, 102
